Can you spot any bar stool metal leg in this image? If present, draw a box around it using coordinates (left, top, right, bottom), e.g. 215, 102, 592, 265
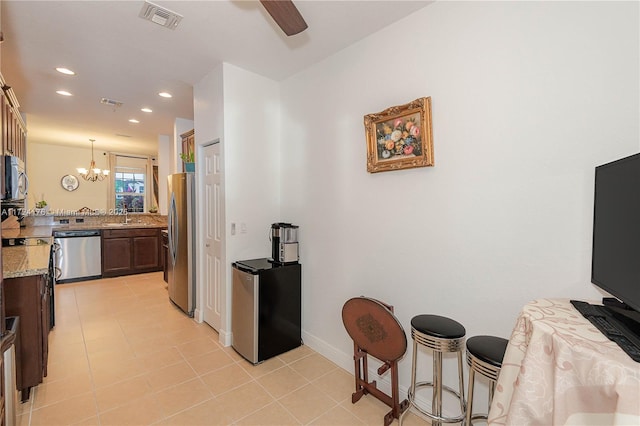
465, 367, 476, 426
433, 351, 442, 426
410, 339, 418, 403
399, 340, 419, 425
457, 351, 466, 417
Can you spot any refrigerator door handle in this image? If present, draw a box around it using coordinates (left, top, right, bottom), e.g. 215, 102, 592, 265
54, 240, 63, 272
167, 194, 172, 260
168, 192, 178, 265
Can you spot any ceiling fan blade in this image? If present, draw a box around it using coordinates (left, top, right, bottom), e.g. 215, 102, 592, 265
260, 0, 308, 36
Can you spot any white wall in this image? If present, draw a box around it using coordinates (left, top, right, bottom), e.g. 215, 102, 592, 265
220, 63, 281, 339
279, 0, 639, 397
194, 64, 225, 334
221, 63, 281, 262
157, 134, 170, 215
27, 142, 110, 211
193, 63, 281, 343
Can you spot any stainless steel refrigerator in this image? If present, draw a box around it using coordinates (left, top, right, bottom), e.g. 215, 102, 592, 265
167, 173, 195, 317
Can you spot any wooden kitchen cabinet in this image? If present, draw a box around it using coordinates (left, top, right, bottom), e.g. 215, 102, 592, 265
102, 228, 164, 277
0, 242, 5, 425
102, 237, 132, 276
1, 88, 27, 162
0, 346, 4, 426
132, 234, 160, 270
3, 274, 49, 401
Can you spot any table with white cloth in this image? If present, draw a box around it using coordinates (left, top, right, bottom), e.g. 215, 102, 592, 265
488, 298, 640, 425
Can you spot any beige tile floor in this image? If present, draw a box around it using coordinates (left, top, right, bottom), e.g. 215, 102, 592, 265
16, 272, 430, 426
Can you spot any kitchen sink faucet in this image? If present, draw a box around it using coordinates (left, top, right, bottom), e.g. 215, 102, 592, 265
124, 207, 132, 224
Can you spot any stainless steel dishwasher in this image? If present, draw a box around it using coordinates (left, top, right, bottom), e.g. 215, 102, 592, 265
53, 230, 102, 283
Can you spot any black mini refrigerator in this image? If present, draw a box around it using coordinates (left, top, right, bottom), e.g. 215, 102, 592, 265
231, 258, 302, 364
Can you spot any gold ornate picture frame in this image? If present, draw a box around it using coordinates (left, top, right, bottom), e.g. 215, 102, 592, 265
364, 97, 434, 173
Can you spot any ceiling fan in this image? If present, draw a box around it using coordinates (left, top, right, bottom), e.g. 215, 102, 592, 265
260, 0, 308, 36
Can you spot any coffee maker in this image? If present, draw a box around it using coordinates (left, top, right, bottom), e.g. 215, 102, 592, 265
270, 223, 299, 264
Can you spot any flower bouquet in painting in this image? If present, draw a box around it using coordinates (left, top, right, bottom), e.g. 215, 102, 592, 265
376, 115, 423, 160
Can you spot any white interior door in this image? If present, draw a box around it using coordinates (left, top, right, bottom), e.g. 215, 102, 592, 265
202, 142, 223, 331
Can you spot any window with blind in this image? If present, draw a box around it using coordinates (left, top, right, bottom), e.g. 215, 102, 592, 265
114, 168, 145, 212
110, 154, 151, 213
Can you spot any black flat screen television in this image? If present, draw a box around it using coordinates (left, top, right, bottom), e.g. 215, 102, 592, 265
591, 152, 640, 328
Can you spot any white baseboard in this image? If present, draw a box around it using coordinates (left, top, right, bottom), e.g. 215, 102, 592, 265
301, 330, 354, 372
193, 308, 203, 323
219, 328, 232, 347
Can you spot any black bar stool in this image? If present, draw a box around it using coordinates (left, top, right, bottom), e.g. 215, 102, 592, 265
400, 315, 466, 426
465, 335, 509, 425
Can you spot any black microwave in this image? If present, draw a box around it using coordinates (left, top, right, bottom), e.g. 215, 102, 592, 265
2, 155, 28, 201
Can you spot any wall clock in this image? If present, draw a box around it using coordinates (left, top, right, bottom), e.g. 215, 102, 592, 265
61, 174, 79, 192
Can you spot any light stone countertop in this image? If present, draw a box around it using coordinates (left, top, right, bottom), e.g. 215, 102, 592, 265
2, 244, 51, 279
3, 226, 55, 239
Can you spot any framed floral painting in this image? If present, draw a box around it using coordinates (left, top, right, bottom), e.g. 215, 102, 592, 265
364, 97, 433, 173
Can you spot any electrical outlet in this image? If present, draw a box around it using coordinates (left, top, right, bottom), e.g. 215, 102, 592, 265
240, 223, 247, 233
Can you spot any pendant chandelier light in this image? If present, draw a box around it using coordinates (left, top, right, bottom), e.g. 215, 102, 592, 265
77, 139, 110, 182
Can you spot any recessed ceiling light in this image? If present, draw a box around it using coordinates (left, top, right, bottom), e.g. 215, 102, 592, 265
129, 119, 140, 124
158, 92, 172, 98
141, 107, 152, 113
56, 67, 76, 75
56, 90, 72, 96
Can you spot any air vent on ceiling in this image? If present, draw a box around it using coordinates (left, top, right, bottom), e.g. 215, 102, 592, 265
100, 98, 123, 108
139, 1, 183, 29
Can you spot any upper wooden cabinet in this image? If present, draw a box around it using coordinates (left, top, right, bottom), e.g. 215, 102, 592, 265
0, 84, 27, 162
